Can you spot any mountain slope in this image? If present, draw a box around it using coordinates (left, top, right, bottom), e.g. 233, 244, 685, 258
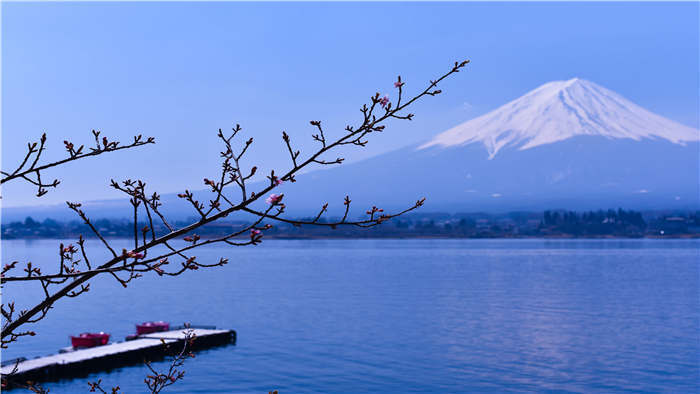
282, 137, 699, 214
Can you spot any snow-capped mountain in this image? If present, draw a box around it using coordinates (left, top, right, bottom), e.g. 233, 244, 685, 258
280, 78, 700, 213
4, 78, 698, 221
420, 78, 699, 158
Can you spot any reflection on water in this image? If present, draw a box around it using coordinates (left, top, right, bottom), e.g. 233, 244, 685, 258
3, 239, 699, 392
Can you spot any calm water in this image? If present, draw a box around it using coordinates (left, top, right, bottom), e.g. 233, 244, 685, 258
2, 239, 699, 393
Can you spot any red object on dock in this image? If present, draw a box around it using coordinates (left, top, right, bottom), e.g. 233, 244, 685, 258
136, 321, 170, 335
71, 332, 110, 348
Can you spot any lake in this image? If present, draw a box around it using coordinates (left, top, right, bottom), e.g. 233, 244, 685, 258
2, 239, 699, 393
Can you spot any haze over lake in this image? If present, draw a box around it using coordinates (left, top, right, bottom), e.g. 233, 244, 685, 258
4, 239, 698, 393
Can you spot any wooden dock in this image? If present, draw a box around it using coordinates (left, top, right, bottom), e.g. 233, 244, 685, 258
1, 326, 236, 388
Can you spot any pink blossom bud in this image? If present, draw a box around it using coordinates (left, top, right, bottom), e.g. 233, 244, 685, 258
265, 193, 284, 205
379, 95, 390, 108
126, 250, 144, 259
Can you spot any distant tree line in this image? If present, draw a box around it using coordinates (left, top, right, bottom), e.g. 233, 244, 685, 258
4, 210, 699, 239
540, 209, 647, 236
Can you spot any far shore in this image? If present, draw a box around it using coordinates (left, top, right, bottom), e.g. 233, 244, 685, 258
4, 234, 699, 241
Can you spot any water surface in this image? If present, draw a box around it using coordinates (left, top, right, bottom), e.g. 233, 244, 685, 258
3, 239, 698, 392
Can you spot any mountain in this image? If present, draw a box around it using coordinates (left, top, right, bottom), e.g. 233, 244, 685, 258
277, 78, 700, 214
420, 78, 698, 158
3, 78, 699, 221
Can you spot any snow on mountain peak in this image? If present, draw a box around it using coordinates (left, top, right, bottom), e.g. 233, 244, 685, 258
419, 78, 699, 159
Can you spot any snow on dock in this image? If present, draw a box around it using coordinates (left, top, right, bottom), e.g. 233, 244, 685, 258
1, 327, 236, 387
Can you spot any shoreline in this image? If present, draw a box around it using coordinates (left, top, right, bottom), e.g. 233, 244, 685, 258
4, 234, 699, 241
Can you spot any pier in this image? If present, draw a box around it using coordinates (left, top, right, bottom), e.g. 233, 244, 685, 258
1, 326, 236, 388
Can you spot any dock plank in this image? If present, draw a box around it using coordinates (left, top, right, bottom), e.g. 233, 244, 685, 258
140, 328, 230, 341
1, 337, 176, 375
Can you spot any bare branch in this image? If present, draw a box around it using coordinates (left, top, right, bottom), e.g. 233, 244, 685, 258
1, 59, 469, 347
1, 131, 154, 197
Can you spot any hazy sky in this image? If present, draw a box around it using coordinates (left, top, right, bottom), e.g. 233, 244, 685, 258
2, 2, 698, 207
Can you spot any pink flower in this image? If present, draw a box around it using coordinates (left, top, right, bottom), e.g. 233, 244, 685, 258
379, 95, 389, 108
266, 193, 284, 205
394, 81, 403, 88
275, 178, 284, 186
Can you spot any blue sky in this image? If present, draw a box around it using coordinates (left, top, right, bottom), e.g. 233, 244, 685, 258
2, 2, 698, 207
